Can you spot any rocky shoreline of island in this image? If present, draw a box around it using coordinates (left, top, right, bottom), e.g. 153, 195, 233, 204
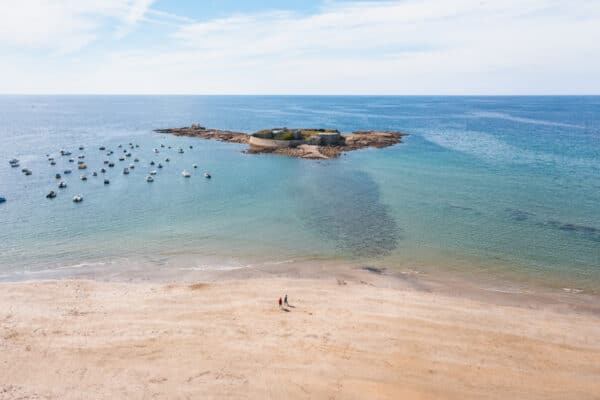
154, 124, 407, 159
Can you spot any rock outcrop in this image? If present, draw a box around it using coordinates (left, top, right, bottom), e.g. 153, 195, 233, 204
154, 125, 407, 159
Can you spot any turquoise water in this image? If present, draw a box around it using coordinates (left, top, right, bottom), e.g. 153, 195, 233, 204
0, 96, 599, 290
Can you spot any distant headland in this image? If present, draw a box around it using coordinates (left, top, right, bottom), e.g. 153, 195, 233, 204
154, 124, 407, 159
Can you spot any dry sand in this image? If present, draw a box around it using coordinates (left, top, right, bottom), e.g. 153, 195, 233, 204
1, 269, 600, 399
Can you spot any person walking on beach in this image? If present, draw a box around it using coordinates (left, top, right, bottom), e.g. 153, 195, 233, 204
284, 294, 289, 307
278, 297, 282, 309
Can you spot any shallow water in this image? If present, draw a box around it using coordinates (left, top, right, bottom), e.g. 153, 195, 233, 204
0, 96, 599, 292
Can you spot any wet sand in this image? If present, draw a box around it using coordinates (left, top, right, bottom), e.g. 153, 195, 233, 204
1, 267, 600, 399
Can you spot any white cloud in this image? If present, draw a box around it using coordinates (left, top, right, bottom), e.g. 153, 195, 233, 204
0, 0, 155, 53
1, 0, 599, 93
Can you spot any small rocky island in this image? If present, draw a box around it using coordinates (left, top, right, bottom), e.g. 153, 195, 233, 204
154, 124, 407, 159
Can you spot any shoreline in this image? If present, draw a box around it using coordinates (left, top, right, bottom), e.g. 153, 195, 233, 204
1, 264, 599, 399
2, 254, 598, 313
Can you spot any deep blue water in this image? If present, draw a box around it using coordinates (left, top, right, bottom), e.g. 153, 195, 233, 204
0, 96, 599, 291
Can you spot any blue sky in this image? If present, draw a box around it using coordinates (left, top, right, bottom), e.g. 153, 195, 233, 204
0, 0, 599, 94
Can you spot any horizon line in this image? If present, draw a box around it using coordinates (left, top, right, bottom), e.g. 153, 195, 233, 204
1, 93, 600, 97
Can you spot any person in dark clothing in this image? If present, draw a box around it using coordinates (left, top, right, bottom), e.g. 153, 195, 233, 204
284, 294, 289, 306
278, 297, 282, 308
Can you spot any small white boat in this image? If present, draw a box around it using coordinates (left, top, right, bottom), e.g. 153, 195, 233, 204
78, 163, 87, 170
80, 175, 87, 181
149, 170, 157, 175
182, 170, 191, 177
192, 164, 198, 169
123, 168, 129, 175
58, 181, 67, 189
129, 164, 135, 169
72, 195, 83, 203
153, 148, 160, 153
68, 158, 74, 163
146, 175, 154, 182
203, 172, 211, 179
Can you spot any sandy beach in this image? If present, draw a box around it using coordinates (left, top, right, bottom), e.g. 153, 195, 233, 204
1, 266, 599, 400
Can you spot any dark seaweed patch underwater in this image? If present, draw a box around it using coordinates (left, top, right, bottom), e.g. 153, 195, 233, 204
294, 167, 400, 258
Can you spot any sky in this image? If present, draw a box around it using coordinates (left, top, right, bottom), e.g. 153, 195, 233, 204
0, 0, 599, 95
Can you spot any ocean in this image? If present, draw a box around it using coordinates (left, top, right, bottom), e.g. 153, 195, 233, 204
0, 96, 599, 292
